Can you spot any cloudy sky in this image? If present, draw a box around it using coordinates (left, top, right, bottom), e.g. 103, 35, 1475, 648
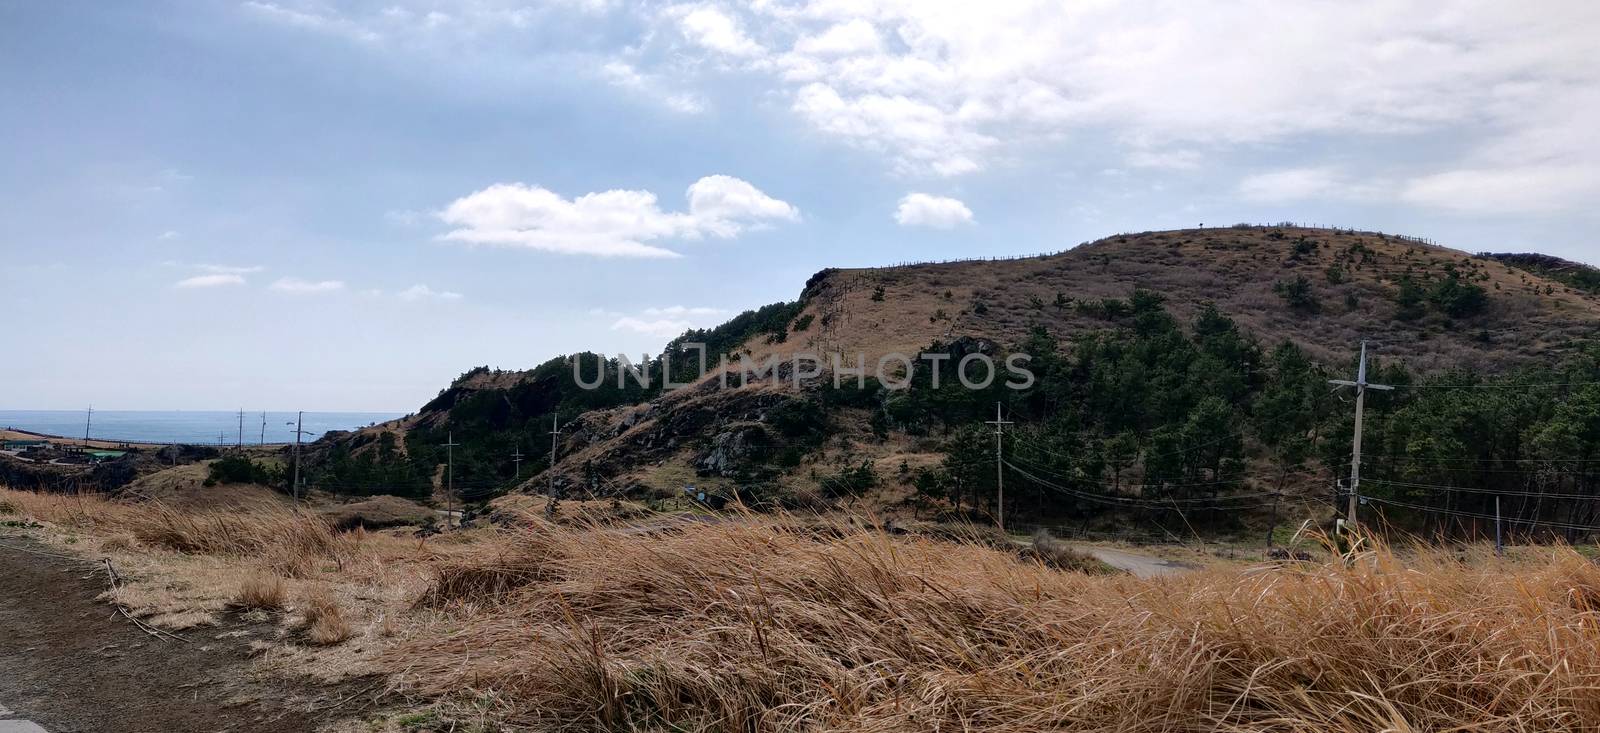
2, 0, 1597, 411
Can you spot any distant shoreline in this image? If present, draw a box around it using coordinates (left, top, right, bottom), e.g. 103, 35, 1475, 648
0, 410, 401, 447
0, 426, 292, 449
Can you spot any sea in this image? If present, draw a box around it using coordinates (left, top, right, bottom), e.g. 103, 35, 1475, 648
0, 410, 405, 446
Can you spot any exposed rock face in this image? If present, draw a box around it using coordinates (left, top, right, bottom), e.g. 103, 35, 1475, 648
696, 426, 767, 477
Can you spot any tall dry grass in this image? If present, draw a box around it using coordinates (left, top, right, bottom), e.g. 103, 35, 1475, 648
12, 487, 1600, 730
397, 517, 1600, 732
0, 487, 353, 576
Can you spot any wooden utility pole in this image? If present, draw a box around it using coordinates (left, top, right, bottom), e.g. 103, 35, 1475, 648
237, 408, 244, 449
443, 432, 460, 530
548, 414, 561, 499
84, 405, 93, 444
288, 411, 305, 508
512, 447, 524, 480
986, 402, 1012, 533
1495, 496, 1504, 557
1329, 341, 1392, 529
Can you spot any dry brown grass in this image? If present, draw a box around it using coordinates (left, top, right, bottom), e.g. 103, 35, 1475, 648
0, 487, 354, 577
13, 487, 1600, 731
396, 517, 1600, 732
298, 588, 353, 645
231, 573, 288, 611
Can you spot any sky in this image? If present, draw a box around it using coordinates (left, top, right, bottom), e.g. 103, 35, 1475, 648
2, 0, 1597, 412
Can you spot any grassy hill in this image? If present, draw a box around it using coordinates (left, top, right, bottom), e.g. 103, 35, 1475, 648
764, 225, 1600, 373
303, 225, 1600, 539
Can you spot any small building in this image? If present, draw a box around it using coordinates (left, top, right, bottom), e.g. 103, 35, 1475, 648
2, 440, 48, 452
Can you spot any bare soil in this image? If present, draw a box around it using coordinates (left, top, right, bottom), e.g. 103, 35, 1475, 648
0, 534, 378, 733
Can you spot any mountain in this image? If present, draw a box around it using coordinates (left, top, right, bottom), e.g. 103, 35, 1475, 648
301, 226, 1600, 536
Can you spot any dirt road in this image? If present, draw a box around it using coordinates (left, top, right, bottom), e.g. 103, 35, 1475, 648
0, 534, 370, 732
1075, 545, 1194, 578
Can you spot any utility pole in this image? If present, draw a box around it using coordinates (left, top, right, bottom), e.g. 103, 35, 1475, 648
1329, 340, 1393, 530
548, 414, 561, 499
443, 432, 460, 530
84, 405, 93, 444
1495, 496, 1504, 558
286, 411, 305, 508
237, 408, 244, 450
512, 447, 524, 481
259, 412, 266, 445
985, 402, 1012, 533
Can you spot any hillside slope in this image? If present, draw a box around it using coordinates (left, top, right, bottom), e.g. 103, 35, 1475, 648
302, 226, 1600, 536
763, 226, 1600, 374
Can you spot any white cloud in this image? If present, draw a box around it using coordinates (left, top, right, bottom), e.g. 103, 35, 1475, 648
675, 5, 764, 57
794, 19, 881, 57
270, 277, 345, 293
894, 193, 974, 229
611, 316, 695, 338
643, 305, 727, 317
175, 274, 246, 289
242, 1, 381, 43
397, 284, 464, 301
1126, 149, 1202, 170
158, 230, 181, 240
685, 175, 799, 235
170, 262, 261, 288
1237, 167, 1384, 203
1401, 166, 1599, 214
196, 263, 265, 275
607, 305, 730, 339
632, 1, 1600, 188
792, 83, 991, 176
601, 61, 708, 114
437, 175, 798, 258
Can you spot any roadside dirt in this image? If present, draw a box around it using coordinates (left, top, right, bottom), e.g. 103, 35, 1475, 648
1072, 544, 1195, 578
0, 534, 378, 732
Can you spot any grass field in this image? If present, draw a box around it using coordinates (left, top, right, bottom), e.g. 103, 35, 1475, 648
6, 486, 1600, 731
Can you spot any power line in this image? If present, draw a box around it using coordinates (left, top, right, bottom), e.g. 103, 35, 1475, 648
1390, 381, 1600, 390
1363, 495, 1600, 534
1003, 460, 1298, 508
1363, 477, 1600, 501
1363, 453, 1600, 465
1004, 451, 1286, 491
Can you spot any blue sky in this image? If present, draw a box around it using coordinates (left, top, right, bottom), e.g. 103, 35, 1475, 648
2, 0, 1596, 411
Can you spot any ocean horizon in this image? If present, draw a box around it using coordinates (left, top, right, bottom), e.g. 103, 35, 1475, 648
0, 410, 406, 445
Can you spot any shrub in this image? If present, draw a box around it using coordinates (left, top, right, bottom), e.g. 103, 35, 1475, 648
206, 455, 280, 487
1273, 276, 1320, 314
791, 313, 814, 332
822, 460, 877, 497
1429, 269, 1488, 318
1396, 277, 1427, 320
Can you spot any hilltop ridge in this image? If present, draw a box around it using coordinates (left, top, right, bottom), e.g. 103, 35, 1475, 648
298, 225, 1600, 536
